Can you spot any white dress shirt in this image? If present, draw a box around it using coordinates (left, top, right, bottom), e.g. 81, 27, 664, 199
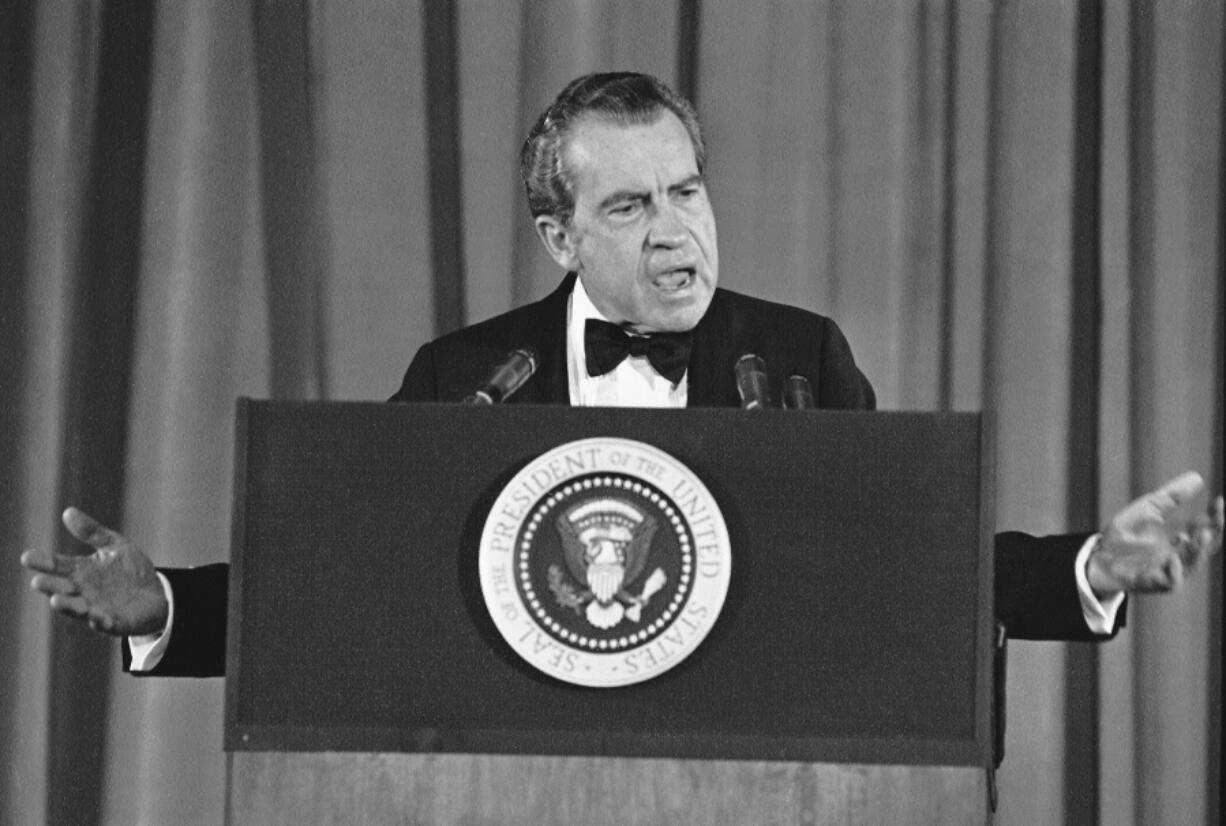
566, 276, 687, 408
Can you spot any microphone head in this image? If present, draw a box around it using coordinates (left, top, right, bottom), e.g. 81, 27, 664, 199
466, 345, 540, 404
734, 353, 771, 409
783, 374, 815, 409
512, 345, 540, 374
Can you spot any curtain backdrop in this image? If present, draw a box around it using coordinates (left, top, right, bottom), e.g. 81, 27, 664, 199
1, 1, 1220, 824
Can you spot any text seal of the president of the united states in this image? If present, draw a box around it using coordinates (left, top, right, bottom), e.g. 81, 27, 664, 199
479, 437, 731, 688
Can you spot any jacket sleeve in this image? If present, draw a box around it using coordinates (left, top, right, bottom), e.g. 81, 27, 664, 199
810, 315, 1117, 642
130, 342, 440, 678
124, 563, 230, 678
993, 531, 1127, 640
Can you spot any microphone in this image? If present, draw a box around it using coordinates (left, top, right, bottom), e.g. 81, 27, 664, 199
464, 346, 539, 404
734, 354, 771, 409
783, 375, 815, 409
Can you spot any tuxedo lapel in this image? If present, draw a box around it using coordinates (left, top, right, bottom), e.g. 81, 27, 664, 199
686, 289, 741, 408
509, 274, 574, 405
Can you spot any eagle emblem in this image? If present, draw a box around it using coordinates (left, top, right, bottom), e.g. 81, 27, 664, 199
550, 498, 668, 629
480, 438, 730, 687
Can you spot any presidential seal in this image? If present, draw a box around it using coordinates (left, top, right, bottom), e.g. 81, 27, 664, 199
479, 437, 731, 688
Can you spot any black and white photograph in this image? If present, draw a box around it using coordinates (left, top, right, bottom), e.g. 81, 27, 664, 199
1, 1, 1222, 823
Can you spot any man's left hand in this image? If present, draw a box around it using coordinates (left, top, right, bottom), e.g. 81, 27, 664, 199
1088, 471, 1224, 595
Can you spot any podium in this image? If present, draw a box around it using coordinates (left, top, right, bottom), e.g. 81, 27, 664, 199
224, 401, 996, 824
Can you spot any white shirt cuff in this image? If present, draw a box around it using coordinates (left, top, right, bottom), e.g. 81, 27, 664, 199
126, 571, 174, 671
1075, 534, 1125, 635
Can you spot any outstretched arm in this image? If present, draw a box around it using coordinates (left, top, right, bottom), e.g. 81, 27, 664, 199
20, 508, 168, 636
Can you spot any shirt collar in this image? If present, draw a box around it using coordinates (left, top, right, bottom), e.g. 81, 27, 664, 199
570, 275, 607, 324
567, 275, 610, 369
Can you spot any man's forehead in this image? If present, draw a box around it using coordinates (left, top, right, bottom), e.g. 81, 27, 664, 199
563, 111, 699, 193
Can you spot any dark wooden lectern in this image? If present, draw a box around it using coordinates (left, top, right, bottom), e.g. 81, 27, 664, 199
224, 401, 995, 824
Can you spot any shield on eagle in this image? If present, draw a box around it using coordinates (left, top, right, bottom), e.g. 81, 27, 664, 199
554, 498, 664, 629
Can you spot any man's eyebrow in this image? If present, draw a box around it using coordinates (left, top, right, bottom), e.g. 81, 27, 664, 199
596, 188, 649, 212
668, 173, 704, 193
596, 174, 705, 212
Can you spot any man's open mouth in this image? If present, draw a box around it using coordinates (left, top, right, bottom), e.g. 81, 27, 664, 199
651, 266, 696, 291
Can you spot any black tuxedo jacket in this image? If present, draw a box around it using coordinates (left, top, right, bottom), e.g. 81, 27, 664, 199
141, 274, 1118, 677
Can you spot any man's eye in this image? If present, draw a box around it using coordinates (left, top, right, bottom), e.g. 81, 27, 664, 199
609, 202, 639, 216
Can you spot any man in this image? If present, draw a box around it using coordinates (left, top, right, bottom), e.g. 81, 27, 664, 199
21, 73, 1223, 678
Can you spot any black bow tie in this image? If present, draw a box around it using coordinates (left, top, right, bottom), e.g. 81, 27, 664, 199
584, 319, 693, 384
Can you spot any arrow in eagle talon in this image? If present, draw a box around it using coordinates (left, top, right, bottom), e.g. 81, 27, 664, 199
624, 568, 668, 623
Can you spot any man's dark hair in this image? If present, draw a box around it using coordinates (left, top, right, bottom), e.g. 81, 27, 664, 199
520, 72, 706, 223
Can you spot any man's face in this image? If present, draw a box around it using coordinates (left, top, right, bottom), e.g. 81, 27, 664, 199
536, 111, 718, 333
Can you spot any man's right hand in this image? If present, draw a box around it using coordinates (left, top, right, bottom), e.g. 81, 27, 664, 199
20, 507, 168, 637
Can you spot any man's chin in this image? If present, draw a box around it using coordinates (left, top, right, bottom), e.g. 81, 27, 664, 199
640, 291, 713, 333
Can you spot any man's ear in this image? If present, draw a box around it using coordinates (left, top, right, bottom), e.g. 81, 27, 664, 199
534, 215, 580, 271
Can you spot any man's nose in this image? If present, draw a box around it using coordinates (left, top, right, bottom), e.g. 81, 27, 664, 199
647, 204, 687, 247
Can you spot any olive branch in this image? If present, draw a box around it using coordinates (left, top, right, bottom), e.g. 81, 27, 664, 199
547, 564, 590, 614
